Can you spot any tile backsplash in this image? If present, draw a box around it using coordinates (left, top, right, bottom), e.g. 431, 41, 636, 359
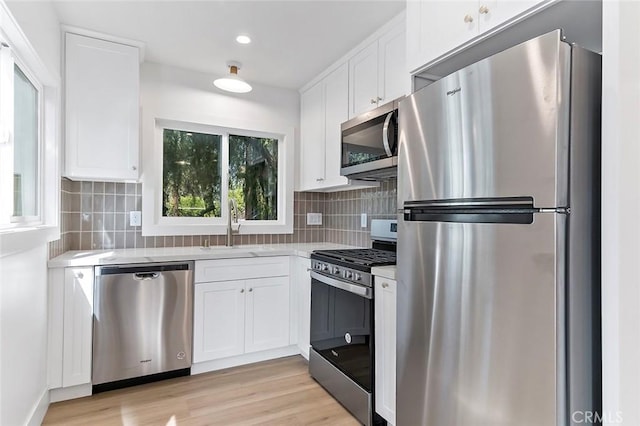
49, 178, 397, 258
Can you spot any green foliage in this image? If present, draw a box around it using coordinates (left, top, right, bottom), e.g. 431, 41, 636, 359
163, 129, 222, 217
229, 134, 278, 221
162, 128, 278, 221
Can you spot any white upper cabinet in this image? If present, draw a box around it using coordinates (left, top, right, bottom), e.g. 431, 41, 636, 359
378, 23, 409, 107
349, 42, 379, 117
349, 20, 409, 118
299, 62, 349, 191
322, 63, 350, 188
64, 33, 140, 181
407, 0, 543, 73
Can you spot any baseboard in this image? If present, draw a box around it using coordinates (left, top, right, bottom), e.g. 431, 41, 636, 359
298, 343, 310, 360
27, 388, 49, 426
191, 345, 300, 375
49, 383, 92, 403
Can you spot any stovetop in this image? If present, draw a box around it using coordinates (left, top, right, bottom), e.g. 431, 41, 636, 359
311, 248, 396, 268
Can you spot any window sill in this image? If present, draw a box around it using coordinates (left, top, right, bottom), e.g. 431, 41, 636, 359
0, 225, 59, 258
141, 222, 293, 237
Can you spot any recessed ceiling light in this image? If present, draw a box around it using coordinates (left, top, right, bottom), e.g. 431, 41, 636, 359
236, 35, 251, 45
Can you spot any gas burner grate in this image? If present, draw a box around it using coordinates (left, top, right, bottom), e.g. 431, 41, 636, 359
313, 248, 396, 267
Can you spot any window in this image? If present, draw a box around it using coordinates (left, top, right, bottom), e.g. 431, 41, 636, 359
145, 118, 293, 236
0, 41, 46, 228
13, 64, 40, 219
0, 7, 60, 248
162, 129, 222, 217
229, 134, 278, 221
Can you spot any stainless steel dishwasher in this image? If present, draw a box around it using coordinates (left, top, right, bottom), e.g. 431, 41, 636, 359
93, 262, 193, 392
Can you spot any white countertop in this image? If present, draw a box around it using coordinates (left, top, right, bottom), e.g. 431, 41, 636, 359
371, 265, 396, 281
48, 243, 359, 268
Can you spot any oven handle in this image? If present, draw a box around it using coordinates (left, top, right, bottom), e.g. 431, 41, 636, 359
310, 271, 372, 299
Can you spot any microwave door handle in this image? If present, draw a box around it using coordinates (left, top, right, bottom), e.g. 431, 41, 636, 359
382, 111, 394, 157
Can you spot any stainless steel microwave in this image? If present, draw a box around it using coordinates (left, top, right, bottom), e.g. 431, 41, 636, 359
340, 98, 401, 181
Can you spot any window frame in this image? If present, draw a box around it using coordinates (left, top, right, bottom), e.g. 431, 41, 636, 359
143, 117, 294, 236
0, 2, 61, 255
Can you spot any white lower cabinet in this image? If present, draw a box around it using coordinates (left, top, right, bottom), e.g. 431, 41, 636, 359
193, 280, 246, 362
193, 257, 291, 364
374, 276, 396, 425
245, 276, 290, 353
293, 257, 312, 359
48, 267, 94, 390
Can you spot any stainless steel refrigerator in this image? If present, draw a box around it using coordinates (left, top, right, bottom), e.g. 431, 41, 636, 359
397, 30, 601, 426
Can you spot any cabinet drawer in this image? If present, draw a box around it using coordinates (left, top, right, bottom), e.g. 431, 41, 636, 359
195, 257, 290, 283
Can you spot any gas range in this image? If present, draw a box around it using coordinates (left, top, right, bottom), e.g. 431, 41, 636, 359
310, 219, 397, 288
308, 219, 396, 426
310, 249, 396, 287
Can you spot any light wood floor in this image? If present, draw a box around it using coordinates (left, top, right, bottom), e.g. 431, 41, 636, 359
43, 356, 360, 425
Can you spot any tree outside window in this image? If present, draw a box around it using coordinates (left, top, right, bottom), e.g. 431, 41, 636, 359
162, 128, 278, 221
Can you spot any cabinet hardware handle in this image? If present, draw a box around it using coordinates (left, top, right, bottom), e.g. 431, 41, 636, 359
240, 288, 245, 293
377, 97, 383, 101
249, 288, 253, 292
370, 98, 377, 104
464, 14, 474, 23
131, 166, 137, 171
479, 5, 489, 14
316, 178, 324, 182
76, 272, 84, 279
382, 282, 389, 288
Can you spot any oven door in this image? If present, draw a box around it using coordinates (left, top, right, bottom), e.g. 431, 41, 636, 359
309, 270, 373, 392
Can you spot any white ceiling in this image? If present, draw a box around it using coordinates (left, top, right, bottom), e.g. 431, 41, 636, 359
51, 0, 406, 90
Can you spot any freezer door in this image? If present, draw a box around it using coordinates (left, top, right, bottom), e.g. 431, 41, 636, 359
396, 213, 565, 426
398, 30, 571, 208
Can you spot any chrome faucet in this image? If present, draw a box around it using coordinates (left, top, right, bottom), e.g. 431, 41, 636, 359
226, 198, 240, 247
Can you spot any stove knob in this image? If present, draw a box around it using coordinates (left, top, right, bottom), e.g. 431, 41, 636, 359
333, 267, 340, 275
353, 273, 361, 281
345, 271, 353, 279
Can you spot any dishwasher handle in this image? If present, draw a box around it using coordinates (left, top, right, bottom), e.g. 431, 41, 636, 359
96, 262, 193, 276
133, 272, 159, 281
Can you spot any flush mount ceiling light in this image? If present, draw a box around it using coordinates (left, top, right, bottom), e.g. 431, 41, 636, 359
213, 61, 252, 93
236, 34, 251, 45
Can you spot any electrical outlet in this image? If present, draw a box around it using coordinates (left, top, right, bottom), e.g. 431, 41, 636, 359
129, 211, 142, 227
361, 213, 367, 228
307, 212, 322, 226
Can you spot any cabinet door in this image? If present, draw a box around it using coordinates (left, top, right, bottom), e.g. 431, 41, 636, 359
62, 267, 94, 387
378, 22, 409, 105
65, 33, 139, 181
349, 41, 379, 118
407, 0, 477, 72
299, 81, 326, 190
322, 63, 349, 188
295, 258, 312, 359
477, 0, 540, 33
375, 277, 397, 424
193, 280, 245, 362
245, 276, 290, 353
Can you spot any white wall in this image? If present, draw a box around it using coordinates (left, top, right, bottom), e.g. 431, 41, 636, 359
0, 246, 50, 426
1, 1, 60, 425
601, 2, 640, 425
140, 62, 300, 235
5, 0, 60, 77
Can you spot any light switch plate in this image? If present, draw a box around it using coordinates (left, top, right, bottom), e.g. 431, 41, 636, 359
307, 212, 322, 226
129, 211, 142, 227
361, 213, 367, 228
